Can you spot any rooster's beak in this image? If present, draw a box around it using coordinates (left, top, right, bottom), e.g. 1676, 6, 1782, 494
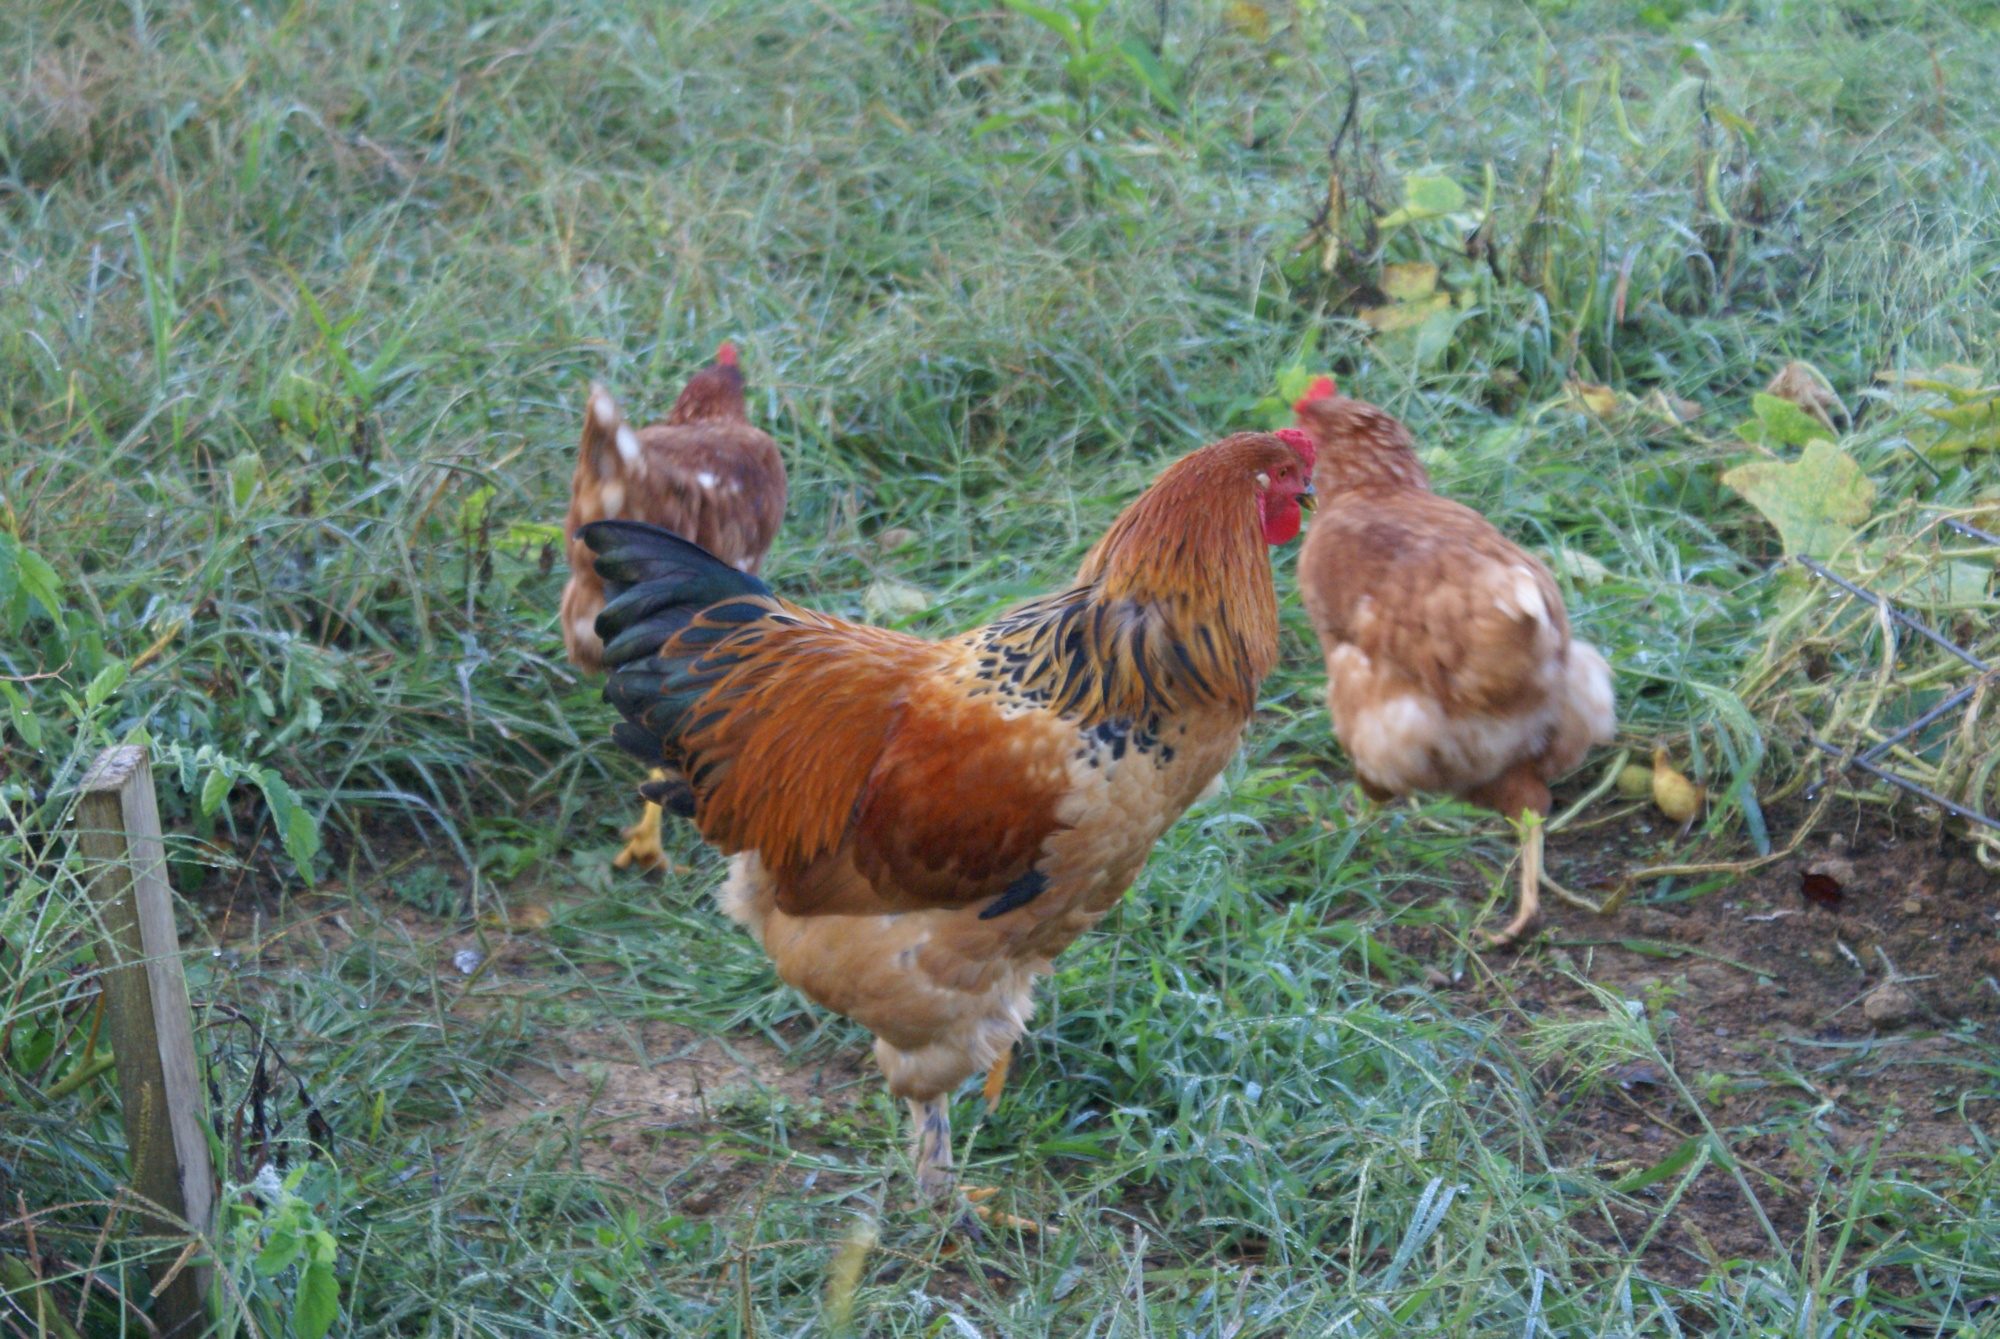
1298, 481, 1316, 511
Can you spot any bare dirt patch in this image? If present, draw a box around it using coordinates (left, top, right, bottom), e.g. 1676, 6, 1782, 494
1386, 797, 1999, 1282
482, 1018, 871, 1206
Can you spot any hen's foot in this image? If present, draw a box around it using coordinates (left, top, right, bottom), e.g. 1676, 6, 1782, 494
963, 1185, 1048, 1235
612, 801, 667, 872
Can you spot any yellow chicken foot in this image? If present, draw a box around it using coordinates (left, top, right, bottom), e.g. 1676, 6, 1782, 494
611, 770, 670, 872
962, 1185, 1049, 1235
1485, 811, 1620, 946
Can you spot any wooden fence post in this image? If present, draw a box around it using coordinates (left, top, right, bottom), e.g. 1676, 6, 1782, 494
77, 745, 215, 1338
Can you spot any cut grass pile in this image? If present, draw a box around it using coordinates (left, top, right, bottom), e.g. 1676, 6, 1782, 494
3, 0, 1997, 1334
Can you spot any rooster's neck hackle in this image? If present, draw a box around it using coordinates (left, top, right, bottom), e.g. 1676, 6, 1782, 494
981, 433, 1288, 723
1302, 398, 1432, 495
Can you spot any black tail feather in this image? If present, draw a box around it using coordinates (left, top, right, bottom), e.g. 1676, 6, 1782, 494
582, 520, 771, 670
580, 520, 778, 807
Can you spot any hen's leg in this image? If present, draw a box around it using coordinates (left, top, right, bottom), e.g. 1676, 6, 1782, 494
1484, 811, 1544, 947
612, 770, 669, 872
908, 1095, 955, 1199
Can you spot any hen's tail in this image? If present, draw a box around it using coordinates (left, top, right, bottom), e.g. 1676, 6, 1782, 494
577, 383, 636, 485
581, 519, 775, 815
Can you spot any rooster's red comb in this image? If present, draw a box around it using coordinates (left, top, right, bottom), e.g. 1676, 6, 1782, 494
714, 341, 739, 368
1275, 427, 1317, 469
1293, 375, 1338, 414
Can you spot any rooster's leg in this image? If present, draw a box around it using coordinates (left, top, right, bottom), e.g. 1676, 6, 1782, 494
980, 1046, 1012, 1113
908, 1096, 955, 1200
908, 1094, 1047, 1235
612, 771, 670, 872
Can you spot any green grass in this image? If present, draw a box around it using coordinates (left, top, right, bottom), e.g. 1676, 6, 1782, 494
4, 0, 1999, 1334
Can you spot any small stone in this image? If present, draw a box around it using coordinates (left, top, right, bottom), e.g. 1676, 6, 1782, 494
876, 527, 918, 551
1862, 981, 1920, 1029
1807, 855, 1858, 888
1809, 948, 1835, 967
1900, 898, 1924, 916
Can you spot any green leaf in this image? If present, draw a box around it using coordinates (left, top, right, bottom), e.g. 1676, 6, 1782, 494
999, 0, 1078, 42
83, 660, 129, 712
228, 453, 263, 509
1735, 393, 1825, 448
1115, 38, 1181, 114
459, 483, 495, 533
1611, 1135, 1708, 1194
199, 766, 233, 816
1378, 174, 1466, 229
1720, 439, 1875, 558
1412, 300, 1470, 369
294, 1255, 340, 1339
255, 1225, 304, 1277
0, 682, 43, 748
1920, 395, 2000, 459
256, 769, 322, 882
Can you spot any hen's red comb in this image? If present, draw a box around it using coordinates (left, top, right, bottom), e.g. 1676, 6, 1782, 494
1293, 375, 1338, 414
714, 341, 739, 368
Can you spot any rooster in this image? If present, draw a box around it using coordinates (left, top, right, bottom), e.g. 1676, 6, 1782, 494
1292, 377, 1614, 945
580, 430, 1313, 1218
559, 342, 787, 871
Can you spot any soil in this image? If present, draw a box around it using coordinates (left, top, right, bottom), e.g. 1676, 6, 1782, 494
1377, 795, 2000, 1284
197, 795, 1996, 1292
479, 1018, 870, 1209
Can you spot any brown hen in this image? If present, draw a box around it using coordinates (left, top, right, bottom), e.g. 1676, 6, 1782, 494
560, 343, 786, 870
1293, 378, 1614, 944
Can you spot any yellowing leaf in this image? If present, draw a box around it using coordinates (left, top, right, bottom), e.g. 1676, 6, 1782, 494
1763, 360, 1844, 432
1566, 380, 1624, 418
1379, 262, 1438, 302
1876, 364, 1992, 404
1920, 396, 2000, 459
1358, 292, 1449, 333
863, 577, 932, 622
1720, 439, 1876, 558
1223, 0, 1271, 40
1547, 546, 1611, 588
1640, 388, 1704, 424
